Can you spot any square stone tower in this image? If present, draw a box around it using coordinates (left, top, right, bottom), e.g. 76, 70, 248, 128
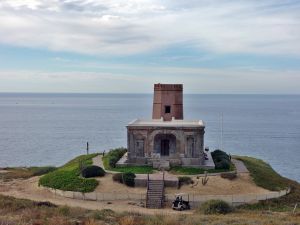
152, 84, 183, 121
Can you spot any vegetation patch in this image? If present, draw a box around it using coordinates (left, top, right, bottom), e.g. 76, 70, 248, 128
110, 165, 154, 174
235, 156, 287, 191
39, 154, 99, 193
199, 199, 233, 214
81, 165, 105, 178
112, 172, 136, 187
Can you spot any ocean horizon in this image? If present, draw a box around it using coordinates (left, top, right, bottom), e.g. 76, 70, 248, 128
0, 93, 299, 182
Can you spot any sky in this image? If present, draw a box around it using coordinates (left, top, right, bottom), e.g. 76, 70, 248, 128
0, 0, 300, 94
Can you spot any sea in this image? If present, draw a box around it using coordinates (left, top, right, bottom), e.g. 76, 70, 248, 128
0, 93, 299, 182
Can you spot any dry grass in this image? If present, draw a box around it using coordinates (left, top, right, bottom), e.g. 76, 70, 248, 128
0, 167, 56, 181
1, 194, 299, 225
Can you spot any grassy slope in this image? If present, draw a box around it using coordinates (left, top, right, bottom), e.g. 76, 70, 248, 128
39, 154, 99, 193
235, 156, 300, 211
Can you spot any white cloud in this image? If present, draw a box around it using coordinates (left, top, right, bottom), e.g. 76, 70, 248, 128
0, 65, 299, 93
0, 0, 299, 55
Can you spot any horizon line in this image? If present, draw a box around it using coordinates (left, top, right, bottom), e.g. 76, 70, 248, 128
0, 92, 300, 96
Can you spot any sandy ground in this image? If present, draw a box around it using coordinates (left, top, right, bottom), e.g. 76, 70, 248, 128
166, 173, 270, 195
95, 173, 269, 195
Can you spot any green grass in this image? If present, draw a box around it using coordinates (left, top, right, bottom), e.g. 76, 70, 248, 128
109, 166, 154, 174
169, 163, 235, 175
235, 156, 300, 211
39, 154, 99, 193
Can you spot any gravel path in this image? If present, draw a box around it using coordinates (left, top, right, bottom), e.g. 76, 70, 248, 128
232, 159, 249, 173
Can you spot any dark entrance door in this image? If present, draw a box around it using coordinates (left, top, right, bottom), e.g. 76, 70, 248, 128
161, 139, 170, 156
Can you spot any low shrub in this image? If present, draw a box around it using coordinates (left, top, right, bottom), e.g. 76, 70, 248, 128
81, 166, 105, 178
200, 199, 232, 214
178, 176, 194, 187
212, 150, 231, 170
103, 148, 127, 169
123, 172, 136, 187
112, 172, 135, 187
221, 172, 237, 180
109, 156, 119, 168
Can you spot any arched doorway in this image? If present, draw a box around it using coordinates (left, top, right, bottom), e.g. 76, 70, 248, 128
154, 134, 176, 156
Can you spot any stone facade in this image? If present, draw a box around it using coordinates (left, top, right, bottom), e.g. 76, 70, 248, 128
127, 123, 205, 168
125, 83, 209, 169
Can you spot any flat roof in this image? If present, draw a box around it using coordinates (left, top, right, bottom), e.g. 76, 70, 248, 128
127, 118, 205, 128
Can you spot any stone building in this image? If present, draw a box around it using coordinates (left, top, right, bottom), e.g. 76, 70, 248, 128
124, 84, 212, 169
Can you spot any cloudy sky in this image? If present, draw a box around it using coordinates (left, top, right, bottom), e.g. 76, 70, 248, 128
0, 0, 300, 93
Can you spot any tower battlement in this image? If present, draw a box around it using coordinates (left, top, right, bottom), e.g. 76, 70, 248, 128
154, 84, 183, 91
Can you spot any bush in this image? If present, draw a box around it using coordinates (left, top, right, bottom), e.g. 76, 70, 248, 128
178, 176, 194, 187
200, 200, 232, 214
112, 172, 135, 187
81, 166, 105, 178
212, 150, 231, 170
123, 172, 136, 187
109, 156, 119, 168
103, 148, 127, 169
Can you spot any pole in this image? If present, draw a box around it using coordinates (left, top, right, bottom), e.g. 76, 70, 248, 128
86, 142, 89, 155
221, 112, 223, 150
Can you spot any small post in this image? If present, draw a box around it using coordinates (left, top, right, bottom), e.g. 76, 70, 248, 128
293, 203, 298, 214
86, 142, 89, 155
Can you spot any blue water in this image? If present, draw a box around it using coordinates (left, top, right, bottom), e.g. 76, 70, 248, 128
0, 93, 299, 182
